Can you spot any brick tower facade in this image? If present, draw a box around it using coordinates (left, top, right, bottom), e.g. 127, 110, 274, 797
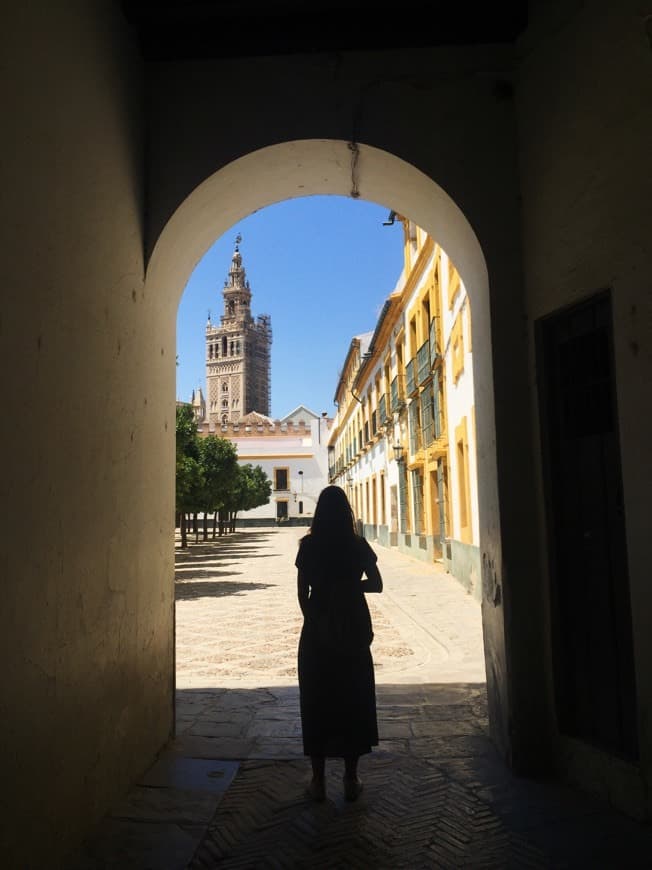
205, 237, 272, 424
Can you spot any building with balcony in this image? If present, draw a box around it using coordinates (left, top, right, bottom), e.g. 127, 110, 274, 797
328, 219, 479, 596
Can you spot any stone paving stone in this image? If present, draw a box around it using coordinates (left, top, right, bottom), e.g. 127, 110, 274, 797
73, 529, 652, 868
73, 819, 205, 870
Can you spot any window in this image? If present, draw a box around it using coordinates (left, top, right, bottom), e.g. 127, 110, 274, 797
274, 467, 289, 491
455, 417, 471, 543
411, 469, 424, 536
276, 500, 288, 519
409, 316, 417, 360
298, 500, 303, 515
222, 399, 228, 409
452, 313, 465, 383
421, 384, 435, 446
448, 256, 460, 309
222, 381, 228, 392
409, 400, 422, 454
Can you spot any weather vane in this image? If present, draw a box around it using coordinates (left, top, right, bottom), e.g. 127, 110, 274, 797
235, 232, 242, 249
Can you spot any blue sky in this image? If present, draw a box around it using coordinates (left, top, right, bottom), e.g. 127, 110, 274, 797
176, 196, 405, 419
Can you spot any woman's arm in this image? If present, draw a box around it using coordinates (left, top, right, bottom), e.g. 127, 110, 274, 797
297, 569, 310, 615
361, 561, 383, 593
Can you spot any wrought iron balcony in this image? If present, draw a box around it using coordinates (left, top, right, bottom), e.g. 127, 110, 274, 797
390, 376, 405, 413
405, 359, 417, 396
378, 393, 389, 425
417, 340, 431, 385
429, 317, 442, 370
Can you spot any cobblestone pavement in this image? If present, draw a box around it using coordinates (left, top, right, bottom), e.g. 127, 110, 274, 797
74, 528, 652, 869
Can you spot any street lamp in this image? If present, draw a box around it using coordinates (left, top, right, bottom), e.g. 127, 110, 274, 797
393, 442, 405, 463
294, 470, 304, 503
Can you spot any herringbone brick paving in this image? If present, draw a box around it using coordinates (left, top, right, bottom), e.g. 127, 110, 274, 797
73, 529, 652, 868
189, 748, 652, 868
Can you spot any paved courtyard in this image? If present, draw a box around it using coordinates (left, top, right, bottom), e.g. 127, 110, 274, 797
74, 528, 652, 869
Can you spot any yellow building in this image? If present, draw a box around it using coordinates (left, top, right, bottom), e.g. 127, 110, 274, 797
329, 217, 480, 597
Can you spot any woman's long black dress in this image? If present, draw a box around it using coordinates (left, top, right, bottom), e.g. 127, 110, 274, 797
296, 534, 380, 758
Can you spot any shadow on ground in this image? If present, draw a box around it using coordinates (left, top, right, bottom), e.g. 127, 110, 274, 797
174, 683, 652, 869
175, 579, 275, 600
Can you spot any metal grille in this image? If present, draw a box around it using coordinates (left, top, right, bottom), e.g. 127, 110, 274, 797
417, 339, 431, 385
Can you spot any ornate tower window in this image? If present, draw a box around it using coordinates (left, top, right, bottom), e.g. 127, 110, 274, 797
222, 381, 228, 392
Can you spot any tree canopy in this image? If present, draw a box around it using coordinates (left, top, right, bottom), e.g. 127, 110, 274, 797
175, 405, 272, 545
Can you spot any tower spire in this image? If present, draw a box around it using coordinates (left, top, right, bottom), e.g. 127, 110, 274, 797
222, 234, 251, 321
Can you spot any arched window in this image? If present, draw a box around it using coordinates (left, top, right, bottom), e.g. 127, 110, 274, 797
222, 399, 228, 409
222, 336, 227, 356
221, 414, 228, 425
222, 381, 228, 392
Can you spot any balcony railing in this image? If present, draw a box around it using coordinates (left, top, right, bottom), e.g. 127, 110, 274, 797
421, 386, 434, 447
417, 340, 431, 385
429, 317, 442, 369
405, 359, 417, 396
378, 393, 389, 424
390, 376, 405, 413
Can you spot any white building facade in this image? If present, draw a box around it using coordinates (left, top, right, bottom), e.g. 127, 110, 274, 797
199, 406, 331, 525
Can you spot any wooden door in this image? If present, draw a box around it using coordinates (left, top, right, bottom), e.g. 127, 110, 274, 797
537, 290, 638, 759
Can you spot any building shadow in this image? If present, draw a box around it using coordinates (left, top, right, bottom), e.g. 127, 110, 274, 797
173, 682, 652, 869
175, 579, 274, 600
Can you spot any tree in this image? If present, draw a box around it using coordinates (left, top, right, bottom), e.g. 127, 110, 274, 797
175, 404, 202, 548
197, 436, 239, 540
225, 463, 272, 532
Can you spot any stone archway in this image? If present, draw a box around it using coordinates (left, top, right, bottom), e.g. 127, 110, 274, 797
146, 139, 510, 756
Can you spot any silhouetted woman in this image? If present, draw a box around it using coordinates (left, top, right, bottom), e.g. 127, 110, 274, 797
296, 485, 383, 802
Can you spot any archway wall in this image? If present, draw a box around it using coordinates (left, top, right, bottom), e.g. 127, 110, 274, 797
1, 3, 175, 865
146, 44, 548, 768
516, 2, 652, 816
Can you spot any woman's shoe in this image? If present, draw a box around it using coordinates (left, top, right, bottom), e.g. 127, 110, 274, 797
305, 778, 326, 802
343, 775, 363, 801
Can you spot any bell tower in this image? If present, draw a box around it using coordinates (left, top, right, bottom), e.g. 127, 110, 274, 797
205, 236, 272, 424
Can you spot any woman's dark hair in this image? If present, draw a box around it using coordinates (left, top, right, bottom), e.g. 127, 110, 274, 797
309, 485, 357, 544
